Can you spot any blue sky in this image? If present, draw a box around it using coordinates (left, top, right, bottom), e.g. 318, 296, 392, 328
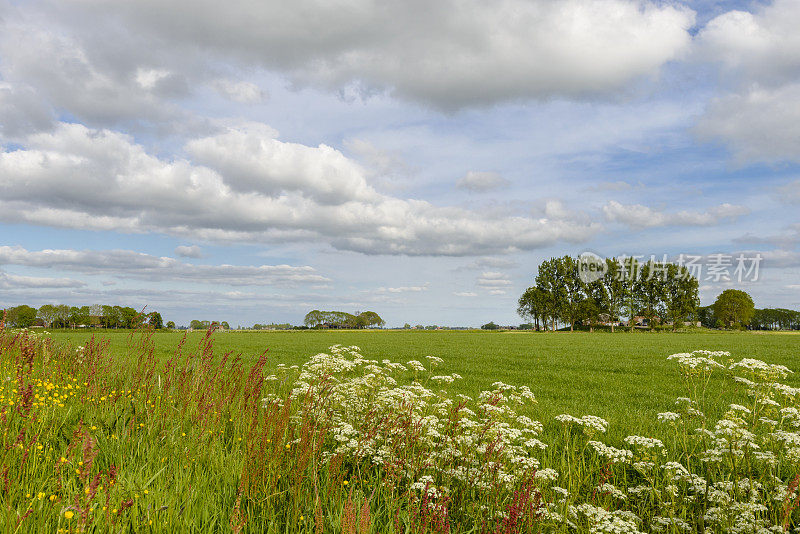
1, 0, 799, 327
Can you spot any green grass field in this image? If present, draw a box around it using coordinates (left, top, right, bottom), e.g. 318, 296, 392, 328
5, 327, 800, 532
49, 329, 800, 439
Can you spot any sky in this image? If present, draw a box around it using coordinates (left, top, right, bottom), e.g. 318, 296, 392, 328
1, 0, 799, 328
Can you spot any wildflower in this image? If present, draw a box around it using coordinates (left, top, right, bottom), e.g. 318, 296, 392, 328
64, 511, 74, 520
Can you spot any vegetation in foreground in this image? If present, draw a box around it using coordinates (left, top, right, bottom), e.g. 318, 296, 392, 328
2, 324, 800, 532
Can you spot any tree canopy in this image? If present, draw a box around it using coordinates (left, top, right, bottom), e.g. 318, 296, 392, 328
518, 255, 699, 331
713, 289, 755, 328
303, 310, 385, 329
2, 303, 157, 329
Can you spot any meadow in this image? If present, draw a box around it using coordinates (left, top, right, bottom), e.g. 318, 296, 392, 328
48, 329, 800, 438
3, 326, 800, 532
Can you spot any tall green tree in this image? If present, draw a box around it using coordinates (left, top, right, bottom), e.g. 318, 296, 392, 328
148, 312, 163, 330
69, 306, 91, 327
619, 257, 640, 332
4, 305, 37, 327
118, 307, 140, 328
634, 260, 667, 330
713, 289, 755, 328
664, 264, 699, 331
37, 304, 60, 328
356, 311, 385, 328
558, 256, 586, 332
303, 310, 325, 327
535, 257, 567, 331
599, 258, 626, 333
517, 286, 548, 331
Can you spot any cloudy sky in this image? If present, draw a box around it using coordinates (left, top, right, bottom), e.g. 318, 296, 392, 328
1, 0, 799, 327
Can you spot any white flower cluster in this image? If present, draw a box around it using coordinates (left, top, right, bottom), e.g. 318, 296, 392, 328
667, 351, 725, 371
555, 414, 608, 435
282, 345, 546, 504
257, 346, 799, 533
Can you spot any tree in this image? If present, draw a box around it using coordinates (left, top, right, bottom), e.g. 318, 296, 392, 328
37, 304, 61, 328
166, 320, 176, 329
664, 264, 699, 331
148, 312, 163, 330
580, 280, 605, 332
190, 319, 204, 330
5, 305, 37, 327
69, 306, 91, 327
713, 289, 755, 328
618, 257, 641, 332
697, 305, 716, 328
356, 311, 385, 328
51, 304, 70, 327
634, 261, 668, 330
517, 286, 549, 331
557, 256, 586, 332
221, 321, 231, 330
481, 321, 500, 330
118, 307, 140, 329
599, 258, 627, 333
101, 305, 121, 329
89, 304, 103, 319
303, 310, 325, 328
535, 257, 567, 331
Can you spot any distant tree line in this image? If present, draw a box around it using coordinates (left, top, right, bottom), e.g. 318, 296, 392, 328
696, 289, 800, 330
303, 310, 385, 329
189, 320, 230, 330
2, 304, 164, 329
251, 323, 294, 330
517, 256, 699, 332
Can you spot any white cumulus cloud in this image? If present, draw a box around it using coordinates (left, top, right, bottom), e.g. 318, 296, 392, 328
0, 246, 328, 286
602, 200, 749, 228
0, 122, 599, 256
43, 0, 696, 110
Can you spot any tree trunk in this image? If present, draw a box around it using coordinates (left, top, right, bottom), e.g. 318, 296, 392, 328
611, 323, 615, 333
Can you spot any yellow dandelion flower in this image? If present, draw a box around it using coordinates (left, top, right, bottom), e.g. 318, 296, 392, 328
64, 511, 74, 520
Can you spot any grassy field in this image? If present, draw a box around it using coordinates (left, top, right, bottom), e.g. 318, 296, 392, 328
49, 328, 800, 439
4, 327, 799, 532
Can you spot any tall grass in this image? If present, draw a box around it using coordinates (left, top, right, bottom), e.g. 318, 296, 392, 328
2, 322, 798, 532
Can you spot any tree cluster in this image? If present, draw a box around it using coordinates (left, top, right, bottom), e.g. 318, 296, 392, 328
517, 256, 699, 332
303, 310, 385, 329
697, 290, 799, 330
189, 320, 230, 330
2, 304, 164, 329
